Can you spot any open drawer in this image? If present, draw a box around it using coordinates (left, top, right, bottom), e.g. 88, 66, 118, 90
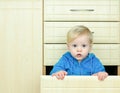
41, 76, 120, 93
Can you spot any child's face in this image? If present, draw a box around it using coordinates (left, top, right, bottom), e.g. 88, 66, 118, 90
67, 35, 91, 62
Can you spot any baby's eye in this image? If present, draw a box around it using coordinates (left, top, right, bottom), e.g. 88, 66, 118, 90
82, 44, 87, 47
72, 44, 77, 47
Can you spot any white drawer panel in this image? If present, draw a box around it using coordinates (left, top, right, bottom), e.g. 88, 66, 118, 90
44, 0, 120, 21
44, 44, 120, 66
44, 22, 120, 43
41, 76, 120, 93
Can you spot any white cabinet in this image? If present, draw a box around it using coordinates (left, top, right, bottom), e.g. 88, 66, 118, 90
43, 0, 120, 74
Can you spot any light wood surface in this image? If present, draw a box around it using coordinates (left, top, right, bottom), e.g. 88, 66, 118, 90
44, 44, 120, 66
118, 66, 120, 75
41, 76, 120, 93
44, 22, 120, 43
44, 0, 120, 21
0, 1, 42, 93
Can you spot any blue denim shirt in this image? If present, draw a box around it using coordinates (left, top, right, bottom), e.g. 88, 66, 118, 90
50, 52, 105, 75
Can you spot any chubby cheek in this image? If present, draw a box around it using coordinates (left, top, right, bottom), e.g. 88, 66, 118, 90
69, 49, 76, 56
67, 46, 74, 53
83, 49, 89, 54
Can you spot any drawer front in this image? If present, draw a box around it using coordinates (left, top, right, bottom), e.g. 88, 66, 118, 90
44, 22, 120, 43
44, 44, 120, 66
44, 0, 120, 21
41, 76, 120, 93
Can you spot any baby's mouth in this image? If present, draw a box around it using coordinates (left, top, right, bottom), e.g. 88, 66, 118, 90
77, 54, 82, 57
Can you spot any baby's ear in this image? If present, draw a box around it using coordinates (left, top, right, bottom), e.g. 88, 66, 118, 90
89, 44, 93, 51
66, 43, 70, 50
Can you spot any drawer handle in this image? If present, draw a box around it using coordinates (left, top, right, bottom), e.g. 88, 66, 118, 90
70, 9, 94, 12
92, 32, 94, 34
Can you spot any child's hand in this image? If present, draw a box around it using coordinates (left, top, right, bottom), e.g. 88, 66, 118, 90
52, 71, 67, 80
92, 72, 108, 81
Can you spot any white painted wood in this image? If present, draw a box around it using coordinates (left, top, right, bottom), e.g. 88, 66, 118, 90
44, 44, 120, 65
44, 0, 120, 21
0, 1, 42, 93
44, 22, 120, 43
41, 76, 120, 93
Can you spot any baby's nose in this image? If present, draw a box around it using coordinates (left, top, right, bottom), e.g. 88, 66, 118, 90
77, 47, 82, 52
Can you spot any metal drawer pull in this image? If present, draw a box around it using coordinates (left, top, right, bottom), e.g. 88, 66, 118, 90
70, 9, 94, 12
92, 32, 94, 34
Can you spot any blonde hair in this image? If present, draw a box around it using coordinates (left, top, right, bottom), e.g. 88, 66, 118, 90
67, 25, 93, 44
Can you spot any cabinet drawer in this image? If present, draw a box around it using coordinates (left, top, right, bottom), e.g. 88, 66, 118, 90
44, 44, 120, 66
41, 76, 120, 93
44, 22, 120, 43
44, 0, 120, 21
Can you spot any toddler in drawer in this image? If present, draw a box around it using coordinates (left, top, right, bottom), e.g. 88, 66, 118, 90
50, 25, 108, 81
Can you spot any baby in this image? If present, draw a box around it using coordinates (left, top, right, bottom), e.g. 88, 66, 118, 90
50, 25, 108, 81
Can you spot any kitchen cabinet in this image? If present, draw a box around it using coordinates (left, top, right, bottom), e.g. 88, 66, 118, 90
0, 1, 42, 93
43, 0, 120, 75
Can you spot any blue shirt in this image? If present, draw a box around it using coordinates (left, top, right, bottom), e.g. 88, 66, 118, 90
50, 52, 105, 75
